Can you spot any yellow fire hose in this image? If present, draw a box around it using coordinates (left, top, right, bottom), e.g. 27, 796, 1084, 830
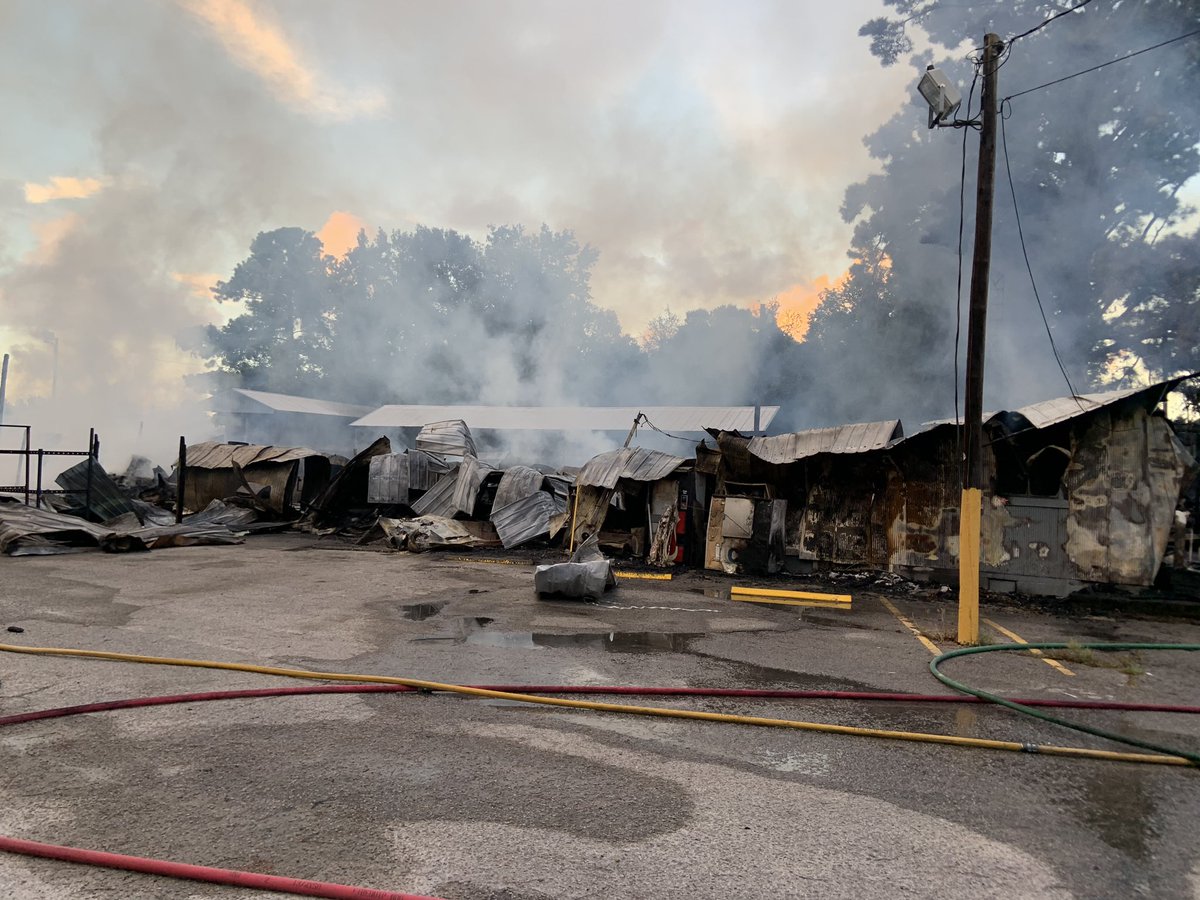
0, 641, 1193, 766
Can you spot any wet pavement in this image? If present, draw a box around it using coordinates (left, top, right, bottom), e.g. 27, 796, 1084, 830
1, 532, 1199, 899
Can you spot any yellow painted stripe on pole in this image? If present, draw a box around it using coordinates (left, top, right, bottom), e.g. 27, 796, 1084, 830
730, 587, 851, 603
614, 571, 674, 581
878, 596, 942, 656
983, 618, 1075, 677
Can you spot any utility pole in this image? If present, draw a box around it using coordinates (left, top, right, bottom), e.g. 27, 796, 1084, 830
958, 32, 1003, 644
0, 353, 8, 426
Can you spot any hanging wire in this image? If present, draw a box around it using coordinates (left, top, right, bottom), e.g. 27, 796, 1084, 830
1003, 28, 1200, 103
998, 100, 1085, 410
635, 413, 701, 445
1006, 0, 1094, 45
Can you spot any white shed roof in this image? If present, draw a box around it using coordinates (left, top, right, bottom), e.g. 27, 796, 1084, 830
352, 405, 779, 432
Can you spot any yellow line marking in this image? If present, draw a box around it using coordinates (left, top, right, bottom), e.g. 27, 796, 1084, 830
730, 596, 852, 609
878, 596, 942, 656
614, 571, 674, 581
983, 617, 1075, 677
463, 558, 526, 566
731, 587, 851, 603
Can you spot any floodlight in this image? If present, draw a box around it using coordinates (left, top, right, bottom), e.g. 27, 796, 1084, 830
917, 65, 962, 128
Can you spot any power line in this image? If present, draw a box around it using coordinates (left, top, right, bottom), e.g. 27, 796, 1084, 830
1004, 28, 1200, 102
1006, 0, 1094, 45
998, 107, 1084, 408
635, 413, 699, 445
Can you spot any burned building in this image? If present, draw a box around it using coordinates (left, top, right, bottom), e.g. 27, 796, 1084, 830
713, 378, 1197, 596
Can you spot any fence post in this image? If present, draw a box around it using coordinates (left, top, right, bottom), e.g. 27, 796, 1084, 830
35, 448, 44, 509
85, 428, 95, 519
175, 436, 187, 524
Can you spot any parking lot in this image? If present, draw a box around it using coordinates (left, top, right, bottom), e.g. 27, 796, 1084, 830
2, 534, 1199, 899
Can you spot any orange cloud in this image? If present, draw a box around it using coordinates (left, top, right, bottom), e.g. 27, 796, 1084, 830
171, 271, 221, 298
179, 0, 385, 120
24, 214, 82, 265
773, 272, 849, 341
317, 211, 369, 258
24, 176, 105, 204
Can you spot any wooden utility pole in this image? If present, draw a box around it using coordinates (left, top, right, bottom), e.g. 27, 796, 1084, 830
959, 32, 1003, 644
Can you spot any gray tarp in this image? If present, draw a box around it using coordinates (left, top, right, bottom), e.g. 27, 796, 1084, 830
533, 534, 615, 599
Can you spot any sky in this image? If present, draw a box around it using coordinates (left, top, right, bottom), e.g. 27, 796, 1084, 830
0, 0, 920, 464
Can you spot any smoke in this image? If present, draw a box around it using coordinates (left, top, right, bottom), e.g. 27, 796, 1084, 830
4, 0, 1192, 475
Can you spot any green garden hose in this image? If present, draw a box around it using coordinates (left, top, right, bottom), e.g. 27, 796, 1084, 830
931, 642, 1200, 764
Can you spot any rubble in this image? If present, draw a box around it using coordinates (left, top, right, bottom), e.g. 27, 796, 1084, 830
0, 497, 248, 556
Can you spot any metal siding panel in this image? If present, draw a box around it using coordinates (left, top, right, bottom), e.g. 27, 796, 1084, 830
367, 453, 409, 505
54, 459, 136, 521
410, 469, 459, 518
492, 466, 546, 511
491, 492, 555, 548
415, 420, 478, 458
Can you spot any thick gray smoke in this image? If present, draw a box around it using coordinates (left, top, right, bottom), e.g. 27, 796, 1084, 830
1, 0, 1195, 476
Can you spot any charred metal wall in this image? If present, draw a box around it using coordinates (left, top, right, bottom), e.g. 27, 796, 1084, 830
786, 405, 1195, 594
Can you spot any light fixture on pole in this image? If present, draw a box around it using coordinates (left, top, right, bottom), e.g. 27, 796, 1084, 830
918, 65, 963, 128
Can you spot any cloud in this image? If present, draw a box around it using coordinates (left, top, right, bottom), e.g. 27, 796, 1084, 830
23, 176, 105, 204
178, 0, 386, 120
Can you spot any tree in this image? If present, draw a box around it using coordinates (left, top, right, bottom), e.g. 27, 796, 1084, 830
206, 228, 337, 394
806, 0, 1200, 423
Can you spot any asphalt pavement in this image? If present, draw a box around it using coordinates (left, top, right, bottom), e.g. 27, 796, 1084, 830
1, 534, 1199, 899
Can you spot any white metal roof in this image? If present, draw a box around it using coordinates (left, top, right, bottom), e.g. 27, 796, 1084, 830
215, 389, 373, 419
746, 420, 903, 464
351, 405, 779, 432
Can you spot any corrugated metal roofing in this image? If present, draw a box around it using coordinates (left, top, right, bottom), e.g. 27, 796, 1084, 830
54, 458, 137, 521
451, 456, 493, 516
1008, 378, 1192, 429
910, 375, 1199, 437
183, 442, 324, 470
367, 453, 410, 505
492, 466, 546, 512
491, 492, 555, 549
746, 420, 903, 464
576, 448, 688, 489
351, 405, 780, 432
410, 469, 459, 517
214, 389, 373, 418
415, 420, 478, 457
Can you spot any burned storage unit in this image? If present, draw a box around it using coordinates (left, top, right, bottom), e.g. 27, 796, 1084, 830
569, 447, 696, 561
733, 378, 1196, 597
179, 442, 332, 515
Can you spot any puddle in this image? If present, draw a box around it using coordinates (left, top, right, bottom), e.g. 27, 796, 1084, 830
469, 630, 701, 652
1073, 766, 1159, 860
415, 619, 701, 653
401, 602, 447, 621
